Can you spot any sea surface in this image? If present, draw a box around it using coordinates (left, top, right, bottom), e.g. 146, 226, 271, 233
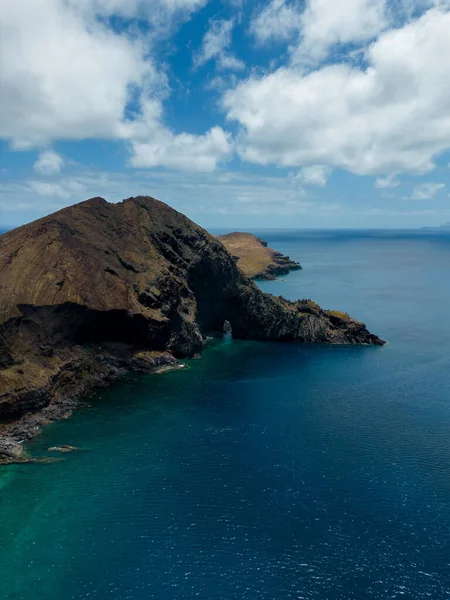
1, 229, 450, 600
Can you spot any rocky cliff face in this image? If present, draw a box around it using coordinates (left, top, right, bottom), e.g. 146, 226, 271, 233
217, 232, 302, 280
0, 196, 384, 462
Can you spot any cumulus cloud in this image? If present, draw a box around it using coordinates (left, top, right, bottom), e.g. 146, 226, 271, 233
117, 99, 233, 170
130, 125, 233, 171
250, 0, 386, 63
224, 7, 450, 177
195, 19, 245, 70
375, 176, 400, 189
33, 151, 65, 175
250, 0, 302, 45
0, 0, 156, 148
0, 0, 229, 172
294, 0, 387, 64
410, 182, 445, 199
296, 165, 329, 187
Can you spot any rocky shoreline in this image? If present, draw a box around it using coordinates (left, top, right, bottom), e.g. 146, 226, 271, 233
217, 232, 302, 280
0, 345, 181, 464
0, 196, 384, 465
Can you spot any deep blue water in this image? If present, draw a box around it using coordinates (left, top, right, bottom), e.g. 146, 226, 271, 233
1, 230, 450, 599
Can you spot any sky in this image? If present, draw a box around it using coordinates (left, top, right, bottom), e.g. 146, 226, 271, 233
2, 0, 450, 229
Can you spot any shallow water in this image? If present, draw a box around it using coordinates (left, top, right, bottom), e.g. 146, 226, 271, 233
1, 230, 450, 599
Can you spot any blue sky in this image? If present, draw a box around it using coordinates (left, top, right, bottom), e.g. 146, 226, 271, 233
2, 0, 450, 229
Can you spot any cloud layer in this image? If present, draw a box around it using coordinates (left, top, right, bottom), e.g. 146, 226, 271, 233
225, 7, 450, 177
2, 0, 450, 195
0, 0, 233, 172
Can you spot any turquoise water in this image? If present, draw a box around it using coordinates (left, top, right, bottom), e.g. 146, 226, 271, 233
1, 230, 450, 599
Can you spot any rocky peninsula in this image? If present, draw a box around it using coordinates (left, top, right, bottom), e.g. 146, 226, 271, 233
0, 196, 384, 464
217, 232, 302, 280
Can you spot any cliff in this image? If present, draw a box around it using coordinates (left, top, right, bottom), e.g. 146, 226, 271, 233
0, 197, 384, 463
217, 232, 302, 280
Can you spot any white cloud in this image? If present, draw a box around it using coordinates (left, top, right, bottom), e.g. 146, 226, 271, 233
0, 0, 155, 148
27, 180, 86, 199
0, 0, 228, 172
195, 19, 245, 71
224, 7, 450, 177
219, 55, 246, 71
129, 125, 233, 171
33, 151, 65, 175
250, 0, 302, 45
410, 182, 445, 199
294, 0, 387, 64
375, 175, 400, 189
118, 99, 233, 170
159, 0, 208, 8
390, 0, 448, 21
250, 0, 386, 63
67, 0, 209, 19
296, 165, 329, 187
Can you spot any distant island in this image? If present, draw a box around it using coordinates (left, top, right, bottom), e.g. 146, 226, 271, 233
421, 222, 450, 231
0, 197, 384, 464
217, 232, 302, 280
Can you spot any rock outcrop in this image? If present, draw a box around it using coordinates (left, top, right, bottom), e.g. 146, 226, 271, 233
217, 232, 302, 280
0, 196, 384, 463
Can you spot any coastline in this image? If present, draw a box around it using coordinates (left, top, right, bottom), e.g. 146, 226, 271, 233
0, 302, 382, 466
217, 232, 302, 280
0, 346, 181, 465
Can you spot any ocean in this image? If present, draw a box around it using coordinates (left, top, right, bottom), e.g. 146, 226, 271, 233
1, 230, 450, 599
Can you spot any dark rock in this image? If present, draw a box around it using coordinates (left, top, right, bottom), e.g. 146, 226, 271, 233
48, 445, 79, 453
223, 320, 233, 334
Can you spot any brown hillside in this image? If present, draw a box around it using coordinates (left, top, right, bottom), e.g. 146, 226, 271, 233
217, 232, 301, 280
